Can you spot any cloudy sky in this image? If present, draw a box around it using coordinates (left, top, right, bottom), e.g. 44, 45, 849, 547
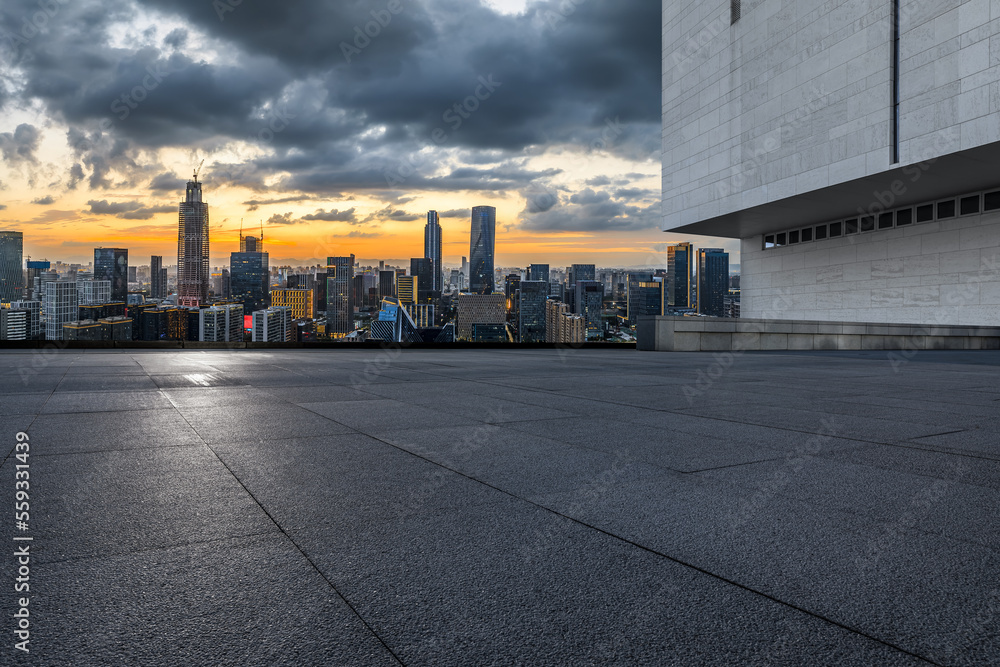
0, 0, 737, 268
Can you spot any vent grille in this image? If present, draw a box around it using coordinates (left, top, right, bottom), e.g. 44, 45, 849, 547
731, 0, 741, 24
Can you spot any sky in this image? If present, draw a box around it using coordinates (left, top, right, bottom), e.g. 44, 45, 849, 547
0, 0, 739, 269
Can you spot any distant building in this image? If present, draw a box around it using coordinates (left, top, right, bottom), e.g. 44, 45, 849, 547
129, 303, 157, 341
177, 174, 210, 307
697, 248, 729, 318
370, 298, 422, 343
7, 301, 40, 339
252, 307, 294, 342
93, 248, 128, 302
397, 275, 417, 305
627, 275, 664, 326
456, 292, 505, 341
140, 307, 189, 341
0, 308, 28, 340
378, 270, 396, 301
518, 280, 549, 343
528, 264, 550, 283
79, 302, 126, 322
424, 211, 443, 292
326, 255, 355, 336
62, 319, 102, 341
570, 264, 596, 286
199, 304, 244, 342
240, 235, 261, 252
0, 231, 24, 302
230, 251, 270, 313
469, 206, 496, 294
410, 258, 434, 303
575, 280, 604, 339
44, 281, 78, 340
77, 279, 112, 306
150, 255, 166, 299
405, 303, 436, 328
270, 288, 313, 319
100, 316, 132, 341
667, 243, 693, 309
25, 260, 49, 300
471, 323, 507, 343
545, 300, 586, 344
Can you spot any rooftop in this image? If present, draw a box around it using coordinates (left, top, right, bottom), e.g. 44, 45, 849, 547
2, 347, 998, 665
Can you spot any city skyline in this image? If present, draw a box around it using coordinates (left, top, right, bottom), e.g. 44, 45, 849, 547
0, 0, 738, 268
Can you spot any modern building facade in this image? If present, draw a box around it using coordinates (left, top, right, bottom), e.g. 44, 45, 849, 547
397, 276, 417, 305
43, 281, 78, 340
410, 258, 434, 304
528, 264, 550, 283
326, 255, 355, 336
518, 280, 549, 343
8, 301, 41, 339
424, 211, 443, 292
545, 300, 586, 344
25, 260, 49, 300
199, 304, 244, 342
252, 307, 294, 342
666, 243, 693, 309
0, 231, 23, 302
270, 288, 313, 320
177, 175, 209, 307
370, 298, 422, 343
575, 281, 604, 339
150, 255, 166, 299
230, 251, 270, 313
456, 293, 505, 341
627, 274, 665, 325
0, 308, 28, 340
469, 206, 496, 294
697, 248, 730, 318
664, 1, 1000, 325
77, 279, 112, 306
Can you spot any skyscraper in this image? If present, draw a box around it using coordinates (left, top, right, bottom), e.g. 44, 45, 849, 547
410, 258, 433, 304
93, 248, 128, 302
469, 206, 496, 294
575, 281, 604, 339
230, 251, 270, 313
424, 211, 443, 292
528, 264, 550, 283
397, 276, 417, 305
0, 231, 24, 302
25, 260, 49, 300
378, 270, 396, 301
627, 276, 665, 326
43, 281, 78, 340
177, 173, 209, 307
518, 280, 549, 343
150, 256, 166, 299
697, 248, 729, 318
326, 255, 355, 336
667, 242, 693, 308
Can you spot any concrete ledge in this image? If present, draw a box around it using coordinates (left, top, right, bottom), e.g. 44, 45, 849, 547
637, 316, 1000, 352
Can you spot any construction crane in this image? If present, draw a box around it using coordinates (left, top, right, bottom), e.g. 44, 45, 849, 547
193, 158, 204, 182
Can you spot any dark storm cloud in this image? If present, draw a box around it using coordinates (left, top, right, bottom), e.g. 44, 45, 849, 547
32, 195, 55, 205
88, 199, 142, 214
519, 188, 659, 232
300, 208, 358, 223
0, 124, 40, 163
2, 0, 659, 199
119, 205, 175, 219
149, 172, 185, 191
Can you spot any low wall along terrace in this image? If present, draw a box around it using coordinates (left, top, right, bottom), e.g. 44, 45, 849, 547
637, 316, 1000, 352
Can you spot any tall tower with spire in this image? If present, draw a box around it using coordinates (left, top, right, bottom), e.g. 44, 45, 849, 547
177, 168, 210, 307
424, 210, 442, 292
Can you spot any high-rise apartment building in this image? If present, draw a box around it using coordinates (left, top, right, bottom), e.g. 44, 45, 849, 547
666, 243, 693, 309
270, 288, 313, 320
43, 281, 78, 340
469, 206, 496, 294
663, 1, 1000, 325
518, 280, 549, 343
8, 301, 41, 339
378, 270, 396, 302
77, 279, 112, 306
424, 211, 443, 292
697, 248, 729, 318
252, 307, 294, 342
575, 281, 604, 339
150, 255, 166, 299
230, 251, 270, 313
326, 255, 355, 336
198, 304, 244, 342
25, 260, 49, 300
0, 308, 28, 341
545, 300, 586, 344
177, 174, 209, 307
0, 231, 24, 302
